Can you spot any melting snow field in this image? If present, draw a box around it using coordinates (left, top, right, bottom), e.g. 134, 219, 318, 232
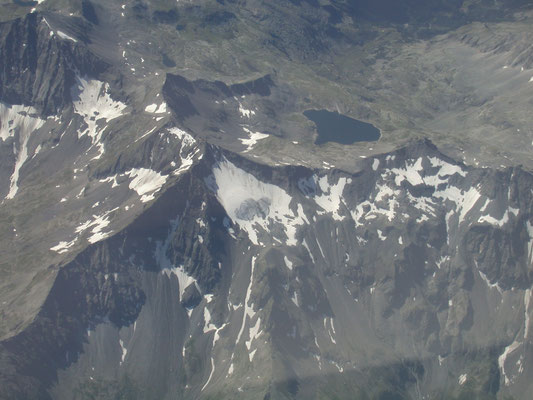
236, 257, 258, 346
168, 127, 201, 176
50, 208, 118, 253
499, 340, 521, 386
161, 265, 199, 300
208, 157, 307, 245
119, 339, 127, 365
72, 77, 127, 158
156, 217, 200, 301
126, 168, 167, 202
50, 240, 76, 254
349, 155, 488, 231
144, 102, 168, 114
317, 176, 350, 220
101, 127, 199, 202
238, 103, 255, 118
56, 30, 77, 42
77, 210, 117, 244
0, 103, 45, 199
239, 127, 269, 152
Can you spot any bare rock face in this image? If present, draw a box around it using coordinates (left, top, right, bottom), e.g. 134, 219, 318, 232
0, 13, 108, 115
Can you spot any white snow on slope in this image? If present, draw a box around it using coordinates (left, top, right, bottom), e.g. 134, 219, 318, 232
478, 208, 515, 227
525, 289, 532, 339
527, 221, 533, 266
50, 240, 76, 254
299, 174, 352, 220
499, 340, 521, 386
119, 339, 127, 365
245, 316, 262, 361
351, 155, 481, 227
162, 265, 199, 300
497, 287, 533, 385
291, 291, 299, 307
169, 127, 202, 176
284, 256, 293, 270
236, 257, 257, 346
145, 102, 167, 114
126, 168, 167, 202
85, 212, 114, 244
302, 239, 315, 263
434, 186, 481, 223
313, 176, 351, 221
201, 357, 215, 392
56, 30, 77, 42
351, 183, 400, 227
201, 316, 228, 390
238, 103, 255, 118
50, 208, 118, 251
478, 268, 503, 294
239, 127, 268, 152
72, 77, 127, 158
427, 156, 466, 178
203, 307, 215, 333
155, 217, 200, 300
391, 157, 424, 186
208, 157, 307, 245
100, 128, 197, 201
0, 103, 45, 199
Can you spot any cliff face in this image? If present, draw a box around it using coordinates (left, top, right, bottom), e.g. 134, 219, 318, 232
1, 1, 533, 399
0, 13, 108, 116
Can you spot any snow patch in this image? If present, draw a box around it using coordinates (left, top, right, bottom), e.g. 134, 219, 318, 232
238, 103, 255, 118
50, 240, 76, 254
56, 30, 77, 42
72, 208, 118, 244
239, 127, 268, 152
201, 357, 215, 391
391, 157, 424, 186
245, 317, 262, 355
479, 209, 512, 227
302, 239, 315, 263
145, 102, 167, 114
125, 168, 167, 202
236, 257, 257, 346
72, 77, 127, 159
284, 256, 293, 270
161, 265, 199, 301
525, 289, 532, 339
119, 339, 127, 365
499, 340, 521, 386
168, 127, 201, 176
311, 176, 351, 221
291, 291, 299, 307
0, 103, 45, 199
478, 269, 503, 293
156, 217, 201, 301
208, 157, 307, 245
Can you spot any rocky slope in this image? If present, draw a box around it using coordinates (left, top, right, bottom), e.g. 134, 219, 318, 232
1, 1, 533, 399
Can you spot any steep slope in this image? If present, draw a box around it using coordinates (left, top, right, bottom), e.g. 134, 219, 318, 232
1, 1, 533, 399
2, 140, 533, 399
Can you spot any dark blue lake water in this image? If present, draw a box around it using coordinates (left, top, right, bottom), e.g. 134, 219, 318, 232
304, 109, 381, 145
